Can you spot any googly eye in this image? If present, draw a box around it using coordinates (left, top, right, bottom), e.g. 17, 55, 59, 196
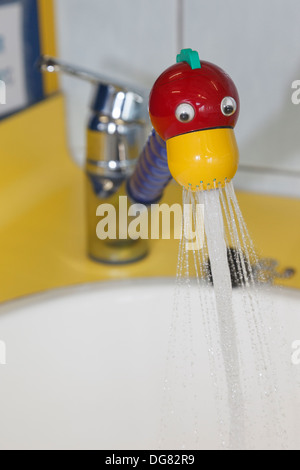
221, 97, 237, 116
175, 103, 195, 123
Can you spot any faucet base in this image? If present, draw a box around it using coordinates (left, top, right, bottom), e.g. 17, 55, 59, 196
88, 244, 149, 266
88, 239, 149, 265
86, 175, 149, 265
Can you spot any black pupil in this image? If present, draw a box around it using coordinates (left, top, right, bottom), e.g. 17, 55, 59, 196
180, 112, 190, 122
224, 105, 234, 115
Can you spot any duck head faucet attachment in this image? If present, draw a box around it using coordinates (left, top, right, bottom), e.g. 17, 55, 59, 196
128, 49, 240, 205
149, 49, 240, 191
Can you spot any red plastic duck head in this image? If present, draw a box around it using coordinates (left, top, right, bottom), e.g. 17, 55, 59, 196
149, 49, 240, 191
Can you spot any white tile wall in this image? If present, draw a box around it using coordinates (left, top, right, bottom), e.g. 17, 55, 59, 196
55, 0, 177, 165
55, 0, 300, 196
184, 0, 300, 195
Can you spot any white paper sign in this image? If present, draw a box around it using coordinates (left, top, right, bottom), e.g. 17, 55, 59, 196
0, 2, 27, 116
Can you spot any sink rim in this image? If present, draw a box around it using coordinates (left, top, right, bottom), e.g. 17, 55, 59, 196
0, 277, 300, 318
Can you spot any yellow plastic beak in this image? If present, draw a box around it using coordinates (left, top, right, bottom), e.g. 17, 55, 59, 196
166, 128, 239, 191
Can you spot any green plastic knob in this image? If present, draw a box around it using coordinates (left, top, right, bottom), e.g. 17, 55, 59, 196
176, 48, 201, 70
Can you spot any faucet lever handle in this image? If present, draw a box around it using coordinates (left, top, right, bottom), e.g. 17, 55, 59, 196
38, 55, 127, 91
38, 55, 149, 123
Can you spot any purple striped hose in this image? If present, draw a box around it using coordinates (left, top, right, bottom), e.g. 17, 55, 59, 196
127, 129, 172, 205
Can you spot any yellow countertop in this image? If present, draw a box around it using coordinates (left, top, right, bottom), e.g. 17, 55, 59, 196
0, 94, 299, 303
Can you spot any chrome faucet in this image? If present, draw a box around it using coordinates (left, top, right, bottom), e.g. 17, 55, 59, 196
39, 56, 150, 264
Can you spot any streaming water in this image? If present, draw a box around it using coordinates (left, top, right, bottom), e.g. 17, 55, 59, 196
160, 182, 290, 450
202, 188, 245, 449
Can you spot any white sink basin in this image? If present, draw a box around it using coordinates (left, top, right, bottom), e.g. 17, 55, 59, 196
0, 279, 299, 450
